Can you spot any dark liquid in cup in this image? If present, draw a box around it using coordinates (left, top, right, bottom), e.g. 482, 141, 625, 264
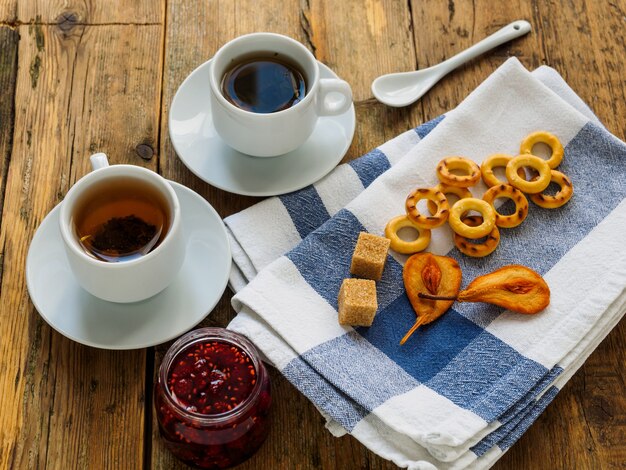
72, 177, 170, 262
221, 54, 307, 113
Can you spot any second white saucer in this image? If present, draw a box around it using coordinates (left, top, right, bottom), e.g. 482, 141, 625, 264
25, 182, 231, 350
169, 59, 356, 197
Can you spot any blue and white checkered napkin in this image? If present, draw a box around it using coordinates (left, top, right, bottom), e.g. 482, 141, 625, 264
225, 58, 626, 469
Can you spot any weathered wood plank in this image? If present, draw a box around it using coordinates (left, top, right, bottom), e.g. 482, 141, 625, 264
0, 19, 164, 468
1, 0, 162, 24
534, 0, 626, 139
0, 23, 18, 470
0, 1, 15, 23
0, 25, 18, 252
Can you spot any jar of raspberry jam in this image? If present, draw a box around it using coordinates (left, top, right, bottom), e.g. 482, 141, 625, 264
155, 328, 271, 469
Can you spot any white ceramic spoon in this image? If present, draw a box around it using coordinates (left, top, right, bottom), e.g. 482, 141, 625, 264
371, 20, 531, 107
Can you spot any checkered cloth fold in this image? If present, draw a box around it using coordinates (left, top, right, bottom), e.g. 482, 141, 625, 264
225, 58, 626, 469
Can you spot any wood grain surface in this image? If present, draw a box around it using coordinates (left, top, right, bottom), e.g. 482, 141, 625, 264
1, 0, 624, 469
0, 6, 163, 469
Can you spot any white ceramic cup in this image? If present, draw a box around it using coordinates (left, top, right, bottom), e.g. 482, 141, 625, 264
59, 153, 185, 303
209, 32, 353, 157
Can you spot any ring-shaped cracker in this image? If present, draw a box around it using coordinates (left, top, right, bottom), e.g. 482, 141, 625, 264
530, 170, 573, 209
482, 184, 529, 228
384, 215, 432, 254
405, 187, 449, 229
453, 216, 500, 258
481, 154, 526, 188
520, 131, 564, 168
427, 183, 472, 214
436, 157, 481, 188
449, 198, 496, 239
505, 155, 551, 194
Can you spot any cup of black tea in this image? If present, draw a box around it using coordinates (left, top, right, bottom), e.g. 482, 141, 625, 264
209, 32, 352, 157
59, 153, 185, 303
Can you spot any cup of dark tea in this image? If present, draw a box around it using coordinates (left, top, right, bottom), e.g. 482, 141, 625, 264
59, 153, 185, 303
209, 32, 353, 157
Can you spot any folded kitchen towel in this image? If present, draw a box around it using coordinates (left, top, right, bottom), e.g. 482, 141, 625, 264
225, 58, 626, 469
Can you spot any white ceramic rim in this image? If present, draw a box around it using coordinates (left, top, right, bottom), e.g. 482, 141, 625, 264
208, 32, 320, 118
58, 165, 182, 269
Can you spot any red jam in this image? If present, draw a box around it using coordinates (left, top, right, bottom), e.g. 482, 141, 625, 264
155, 328, 271, 469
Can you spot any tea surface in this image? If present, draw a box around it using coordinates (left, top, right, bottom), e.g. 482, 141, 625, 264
72, 177, 169, 262
221, 55, 306, 113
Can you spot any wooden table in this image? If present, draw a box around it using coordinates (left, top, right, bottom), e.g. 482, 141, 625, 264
1, 1, 624, 468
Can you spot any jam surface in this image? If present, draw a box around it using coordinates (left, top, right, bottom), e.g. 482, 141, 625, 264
168, 341, 257, 415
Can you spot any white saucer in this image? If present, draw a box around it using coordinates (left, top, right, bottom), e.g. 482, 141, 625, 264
169, 59, 356, 197
25, 182, 232, 350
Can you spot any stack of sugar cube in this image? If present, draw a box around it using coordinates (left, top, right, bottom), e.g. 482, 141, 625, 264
338, 233, 390, 326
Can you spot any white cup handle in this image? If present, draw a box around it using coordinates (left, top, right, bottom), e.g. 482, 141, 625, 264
90, 152, 110, 171
317, 79, 352, 116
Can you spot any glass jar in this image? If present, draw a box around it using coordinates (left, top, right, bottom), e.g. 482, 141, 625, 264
155, 328, 272, 469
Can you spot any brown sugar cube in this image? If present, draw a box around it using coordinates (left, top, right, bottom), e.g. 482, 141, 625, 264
350, 232, 391, 280
338, 278, 378, 327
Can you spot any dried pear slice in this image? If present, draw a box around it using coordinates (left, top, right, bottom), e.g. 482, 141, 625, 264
457, 265, 550, 314
401, 253, 462, 344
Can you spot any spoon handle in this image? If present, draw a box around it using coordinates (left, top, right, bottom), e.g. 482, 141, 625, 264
437, 20, 531, 74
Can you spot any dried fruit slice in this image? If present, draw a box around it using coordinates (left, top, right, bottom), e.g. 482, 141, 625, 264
401, 253, 462, 344
457, 265, 550, 314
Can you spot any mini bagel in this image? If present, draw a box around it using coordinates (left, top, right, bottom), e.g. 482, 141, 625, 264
505, 154, 551, 194
530, 170, 574, 209
453, 216, 500, 257
482, 184, 529, 228
481, 153, 526, 188
405, 187, 449, 229
436, 157, 481, 188
427, 183, 472, 214
449, 198, 496, 239
520, 130, 564, 168
384, 215, 432, 254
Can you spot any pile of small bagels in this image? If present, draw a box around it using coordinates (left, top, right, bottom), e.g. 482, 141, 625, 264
385, 131, 574, 258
